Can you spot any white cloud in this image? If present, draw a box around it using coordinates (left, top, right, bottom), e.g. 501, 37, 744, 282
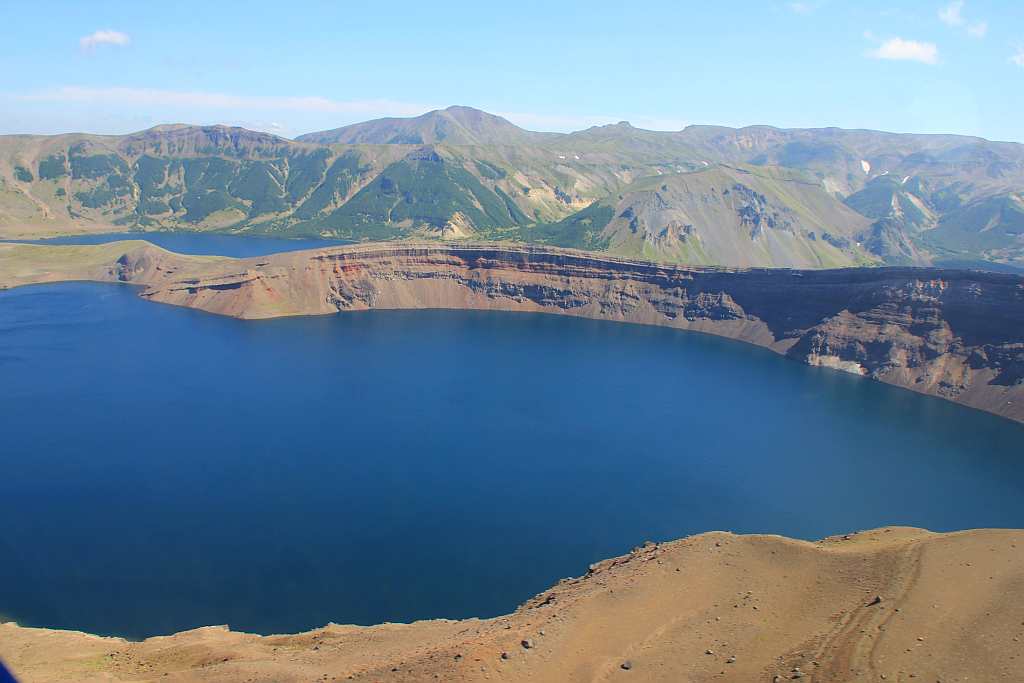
79, 30, 130, 50
497, 110, 686, 132
17, 87, 435, 118
783, 1, 828, 14
938, 2, 987, 38
12, 86, 681, 135
497, 111, 620, 131
1011, 48, 1024, 67
938, 1, 965, 27
867, 37, 940, 64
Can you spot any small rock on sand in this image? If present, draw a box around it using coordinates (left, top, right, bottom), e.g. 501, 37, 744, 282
521, 639, 534, 649
620, 660, 632, 670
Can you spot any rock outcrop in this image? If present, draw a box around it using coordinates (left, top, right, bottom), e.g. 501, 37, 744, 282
3, 240, 1023, 423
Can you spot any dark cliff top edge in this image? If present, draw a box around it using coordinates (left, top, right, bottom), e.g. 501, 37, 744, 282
295, 242, 1024, 285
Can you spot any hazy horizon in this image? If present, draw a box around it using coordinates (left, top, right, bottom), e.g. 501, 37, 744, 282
4, 103, 1024, 145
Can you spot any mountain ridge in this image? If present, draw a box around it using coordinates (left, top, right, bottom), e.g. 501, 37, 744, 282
295, 105, 558, 146
9, 108, 1021, 150
2, 106, 1023, 270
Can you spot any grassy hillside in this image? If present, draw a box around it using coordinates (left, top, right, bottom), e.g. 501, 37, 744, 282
3, 107, 1024, 269
519, 165, 874, 268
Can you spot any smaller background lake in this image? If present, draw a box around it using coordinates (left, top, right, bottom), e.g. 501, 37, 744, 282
5, 231, 350, 256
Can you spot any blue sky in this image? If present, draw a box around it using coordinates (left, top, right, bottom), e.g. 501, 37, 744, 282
1, 0, 1022, 141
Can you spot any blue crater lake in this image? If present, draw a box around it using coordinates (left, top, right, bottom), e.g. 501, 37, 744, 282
1, 236, 1022, 639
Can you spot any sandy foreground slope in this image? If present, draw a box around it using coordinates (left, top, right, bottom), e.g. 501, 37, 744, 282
1, 527, 1022, 682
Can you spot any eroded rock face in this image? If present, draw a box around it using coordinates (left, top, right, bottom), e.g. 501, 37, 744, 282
103, 242, 1024, 423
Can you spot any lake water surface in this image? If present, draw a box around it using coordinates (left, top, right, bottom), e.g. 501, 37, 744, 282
6, 231, 349, 256
1, 235, 1022, 639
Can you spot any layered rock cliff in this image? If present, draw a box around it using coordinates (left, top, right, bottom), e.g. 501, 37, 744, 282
3, 240, 1022, 423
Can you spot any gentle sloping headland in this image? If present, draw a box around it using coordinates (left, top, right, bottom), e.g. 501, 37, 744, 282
1, 239, 1022, 423
1, 527, 1023, 682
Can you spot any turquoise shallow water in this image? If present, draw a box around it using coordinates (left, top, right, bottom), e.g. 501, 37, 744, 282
0, 234, 1022, 639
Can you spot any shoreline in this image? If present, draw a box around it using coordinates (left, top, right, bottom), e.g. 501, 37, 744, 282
2, 526, 1022, 681
2, 239, 1022, 424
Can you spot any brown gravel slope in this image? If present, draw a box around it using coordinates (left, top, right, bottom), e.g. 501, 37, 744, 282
2, 527, 1022, 682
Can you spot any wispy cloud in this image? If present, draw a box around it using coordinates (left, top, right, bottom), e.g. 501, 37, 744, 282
786, 2, 814, 14
497, 110, 687, 133
966, 21, 987, 38
938, 2, 987, 38
1011, 48, 1024, 67
11, 86, 681, 134
867, 37, 940, 65
17, 87, 436, 118
938, 1, 965, 27
79, 30, 130, 50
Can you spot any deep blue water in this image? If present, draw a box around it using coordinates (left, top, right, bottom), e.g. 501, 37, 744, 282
0, 280, 1022, 640
5, 231, 349, 257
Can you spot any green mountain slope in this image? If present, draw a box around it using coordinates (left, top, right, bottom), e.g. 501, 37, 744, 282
519, 165, 874, 267
0, 127, 406, 234
3, 107, 1024, 269
0, 120, 648, 239
925, 193, 1024, 265
305, 148, 531, 239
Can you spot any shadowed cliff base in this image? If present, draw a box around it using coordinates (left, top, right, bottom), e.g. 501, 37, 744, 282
1, 527, 1022, 682
2, 240, 1022, 424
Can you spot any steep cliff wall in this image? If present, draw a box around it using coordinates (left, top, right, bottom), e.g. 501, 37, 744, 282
4, 240, 1022, 423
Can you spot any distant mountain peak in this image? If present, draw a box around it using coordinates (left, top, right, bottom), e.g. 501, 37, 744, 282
440, 104, 492, 115
584, 121, 634, 132
119, 123, 294, 157
132, 123, 287, 140
295, 106, 557, 146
